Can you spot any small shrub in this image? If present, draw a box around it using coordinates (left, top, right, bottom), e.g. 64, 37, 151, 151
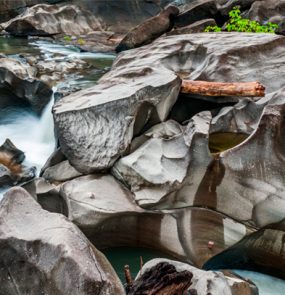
205, 6, 279, 33
77, 38, 86, 46
63, 35, 72, 42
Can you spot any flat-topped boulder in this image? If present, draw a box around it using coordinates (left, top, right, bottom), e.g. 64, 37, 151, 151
0, 187, 124, 295
53, 33, 285, 174
2, 4, 102, 37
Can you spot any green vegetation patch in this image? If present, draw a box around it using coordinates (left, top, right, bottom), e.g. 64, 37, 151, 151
205, 6, 279, 33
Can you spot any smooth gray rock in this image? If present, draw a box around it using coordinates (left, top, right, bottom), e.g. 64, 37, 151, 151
112, 113, 211, 208
0, 187, 124, 295
0, 56, 52, 114
54, 33, 285, 174
3, 4, 102, 36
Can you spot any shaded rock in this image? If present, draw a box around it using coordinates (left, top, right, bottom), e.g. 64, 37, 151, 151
53, 33, 285, 174
0, 139, 36, 187
174, 0, 218, 28
112, 112, 211, 208
169, 18, 217, 35
115, 5, 179, 53
244, 0, 285, 24
127, 261, 193, 295
0, 56, 52, 114
134, 259, 258, 295
215, 0, 256, 16
59, 174, 251, 267
3, 4, 102, 37
204, 219, 285, 280
0, 187, 124, 294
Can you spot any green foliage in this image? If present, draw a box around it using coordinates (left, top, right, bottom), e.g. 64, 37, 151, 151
63, 35, 72, 42
205, 6, 279, 33
77, 38, 86, 46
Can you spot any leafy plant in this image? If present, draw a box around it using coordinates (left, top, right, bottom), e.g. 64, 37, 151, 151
205, 6, 279, 33
63, 35, 72, 42
77, 38, 86, 46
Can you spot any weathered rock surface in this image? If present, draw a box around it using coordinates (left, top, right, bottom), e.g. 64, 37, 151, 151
54, 33, 285, 174
115, 5, 179, 53
112, 113, 211, 208
58, 174, 251, 267
133, 259, 258, 295
204, 219, 285, 280
0, 56, 52, 113
3, 4, 102, 37
0, 187, 124, 295
0, 139, 36, 187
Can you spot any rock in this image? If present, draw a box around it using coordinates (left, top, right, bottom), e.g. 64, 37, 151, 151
3, 4, 102, 37
0, 187, 125, 295
115, 5, 180, 53
0, 56, 52, 114
53, 33, 285, 174
0, 139, 36, 187
215, 0, 256, 16
112, 113, 211, 208
174, 0, 218, 28
204, 219, 285, 280
42, 160, 82, 182
133, 259, 258, 295
0, 0, 65, 22
58, 174, 250, 267
244, 0, 285, 24
169, 18, 217, 35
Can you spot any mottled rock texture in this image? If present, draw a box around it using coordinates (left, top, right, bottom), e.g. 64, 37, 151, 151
0, 187, 124, 295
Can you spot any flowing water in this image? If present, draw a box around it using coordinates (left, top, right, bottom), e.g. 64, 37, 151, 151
0, 37, 285, 294
0, 36, 115, 197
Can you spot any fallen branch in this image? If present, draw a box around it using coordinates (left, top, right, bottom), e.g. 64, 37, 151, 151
181, 80, 265, 97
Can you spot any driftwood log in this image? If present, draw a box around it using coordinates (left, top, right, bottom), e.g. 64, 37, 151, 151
181, 80, 265, 98
126, 262, 193, 295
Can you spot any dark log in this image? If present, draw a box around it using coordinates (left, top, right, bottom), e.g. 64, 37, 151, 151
126, 262, 193, 295
181, 80, 265, 98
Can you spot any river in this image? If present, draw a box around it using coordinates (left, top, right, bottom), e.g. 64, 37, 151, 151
0, 36, 284, 294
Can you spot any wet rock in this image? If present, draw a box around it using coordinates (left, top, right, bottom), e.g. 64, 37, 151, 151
112, 113, 211, 208
116, 5, 179, 52
0, 187, 125, 295
204, 219, 285, 280
3, 4, 102, 37
53, 33, 285, 174
133, 259, 258, 295
0, 56, 52, 114
169, 18, 217, 35
174, 0, 218, 28
0, 139, 36, 187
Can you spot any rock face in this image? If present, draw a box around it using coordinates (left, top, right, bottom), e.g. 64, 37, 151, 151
0, 187, 124, 295
204, 219, 285, 280
0, 139, 36, 187
131, 259, 258, 295
54, 33, 285, 174
0, 56, 52, 114
115, 5, 179, 53
3, 4, 102, 37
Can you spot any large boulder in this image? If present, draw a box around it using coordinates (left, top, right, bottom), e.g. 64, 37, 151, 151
3, 4, 102, 37
0, 56, 52, 114
0, 187, 124, 295
130, 259, 258, 295
53, 33, 285, 173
